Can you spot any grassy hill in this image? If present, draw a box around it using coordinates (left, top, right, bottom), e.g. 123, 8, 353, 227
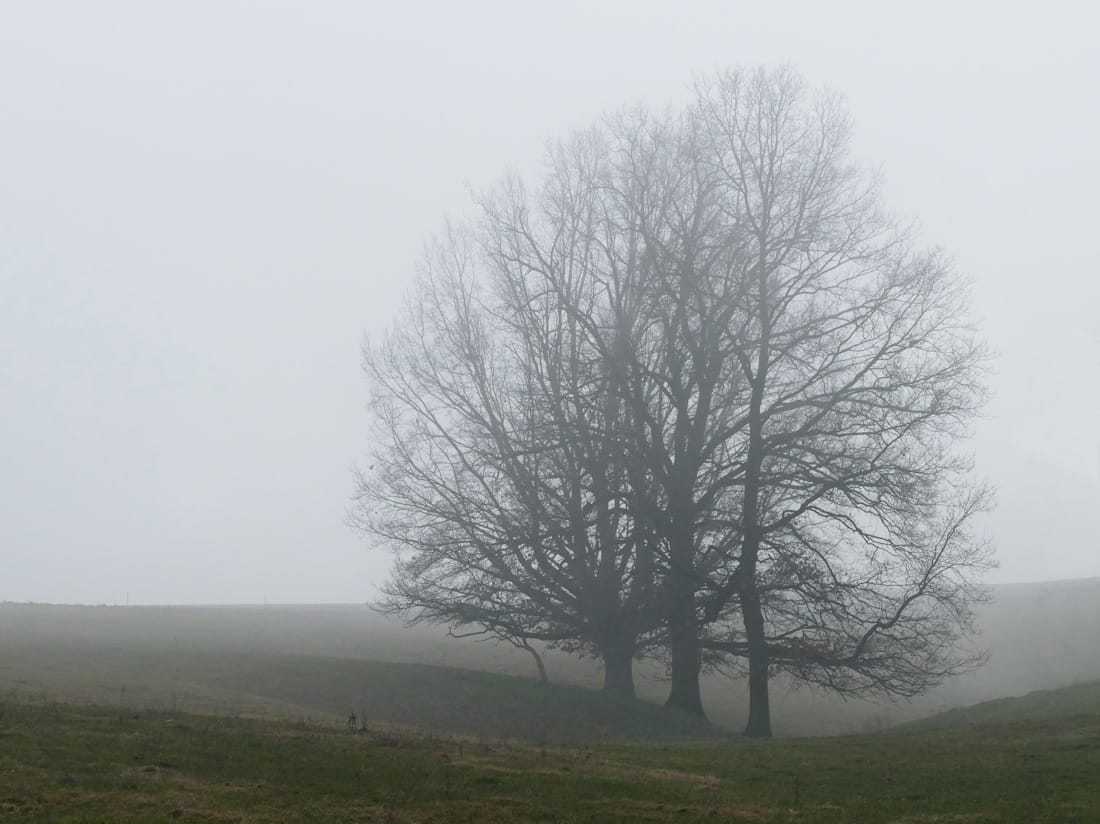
3, 649, 722, 746
4, 577, 1100, 738
0, 604, 717, 744
2, 696, 1099, 822
5, 600, 1100, 820
900, 680, 1100, 731
0, 602, 810, 737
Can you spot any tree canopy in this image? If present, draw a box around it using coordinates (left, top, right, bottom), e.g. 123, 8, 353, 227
352, 66, 992, 736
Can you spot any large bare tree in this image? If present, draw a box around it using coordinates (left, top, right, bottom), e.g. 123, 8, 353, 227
354, 66, 992, 731
681, 68, 992, 736
353, 203, 663, 696
470, 114, 763, 716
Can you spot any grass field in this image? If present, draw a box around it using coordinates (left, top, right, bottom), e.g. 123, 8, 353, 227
0, 602, 889, 738
3, 602, 1100, 820
902, 681, 1100, 731
2, 695, 1099, 822
5, 590, 1100, 739
0, 603, 719, 744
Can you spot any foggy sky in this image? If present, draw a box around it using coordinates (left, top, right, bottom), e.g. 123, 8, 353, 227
2, 1, 1098, 605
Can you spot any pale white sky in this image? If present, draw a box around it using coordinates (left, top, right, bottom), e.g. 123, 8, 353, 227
2, 1, 1098, 604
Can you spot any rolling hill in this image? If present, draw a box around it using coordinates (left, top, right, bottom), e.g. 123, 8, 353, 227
4, 592, 1100, 820
900, 680, 1100, 731
3, 576, 1100, 737
2, 688, 1098, 822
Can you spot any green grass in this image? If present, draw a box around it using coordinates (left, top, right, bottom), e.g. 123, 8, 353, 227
0, 603, 915, 737
0, 645, 720, 745
5, 601, 1100, 744
2, 697, 1099, 822
0, 603, 718, 744
0, 603, 816, 739
901, 680, 1100, 731
5, 604, 1100, 820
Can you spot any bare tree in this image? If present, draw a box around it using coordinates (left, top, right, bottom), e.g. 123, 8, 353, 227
482, 68, 992, 729
352, 215, 661, 696
467, 115, 760, 716
682, 67, 993, 736
354, 67, 992, 732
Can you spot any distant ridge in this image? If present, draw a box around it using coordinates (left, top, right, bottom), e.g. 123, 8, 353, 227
898, 680, 1100, 731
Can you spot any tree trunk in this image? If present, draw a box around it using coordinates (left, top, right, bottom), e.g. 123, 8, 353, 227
601, 640, 636, 697
665, 614, 705, 716
740, 254, 772, 739
664, 558, 705, 717
664, 517, 706, 717
740, 585, 772, 738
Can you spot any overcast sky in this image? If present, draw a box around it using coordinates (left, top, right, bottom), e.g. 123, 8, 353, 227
2, 1, 1098, 605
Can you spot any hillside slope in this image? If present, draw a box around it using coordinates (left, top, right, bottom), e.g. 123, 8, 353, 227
5, 577, 1100, 737
0, 605, 718, 743
900, 680, 1100, 731
2, 698, 1098, 822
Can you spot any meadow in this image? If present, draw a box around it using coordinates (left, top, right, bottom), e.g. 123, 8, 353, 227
3, 578, 1100, 738
2, 595, 1100, 821
2, 689, 1098, 822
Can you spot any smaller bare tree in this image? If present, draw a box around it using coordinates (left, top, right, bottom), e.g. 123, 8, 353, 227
352, 218, 662, 696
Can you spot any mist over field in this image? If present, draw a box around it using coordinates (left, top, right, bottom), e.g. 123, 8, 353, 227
4, 577, 1099, 737
2, 2, 1098, 609
3, 3, 1100, 819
